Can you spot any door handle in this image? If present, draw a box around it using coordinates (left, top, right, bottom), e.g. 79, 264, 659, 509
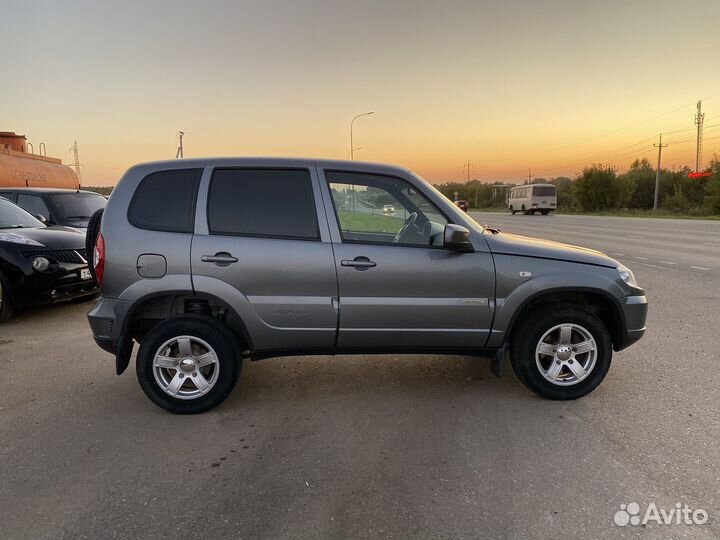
341, 256, 376, 270
201, 252, 238, 266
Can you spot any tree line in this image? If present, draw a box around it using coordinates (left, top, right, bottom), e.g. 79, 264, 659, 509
435, 155, 720, 215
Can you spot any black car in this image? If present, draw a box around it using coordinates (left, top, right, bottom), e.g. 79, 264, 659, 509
0, 188, 107, 229
0, 198, 97, 321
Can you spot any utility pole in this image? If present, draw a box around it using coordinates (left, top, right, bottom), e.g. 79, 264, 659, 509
695, 100, 705, 172
463, 160, 473, 183
176, 131, 184, 159
527, 168, 534, 184
653, 133, 668, 210
462, 161, 476, 205
69, 140, 82, 185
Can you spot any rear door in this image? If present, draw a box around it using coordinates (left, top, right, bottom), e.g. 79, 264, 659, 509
191, 166, 338, 351
319, 169, 495, 349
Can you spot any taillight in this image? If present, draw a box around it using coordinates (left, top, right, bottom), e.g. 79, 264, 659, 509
94, 232, 105, 286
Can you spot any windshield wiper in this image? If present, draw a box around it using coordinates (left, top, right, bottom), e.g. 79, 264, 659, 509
64, 215, 92, 220
483, 224, 501, 234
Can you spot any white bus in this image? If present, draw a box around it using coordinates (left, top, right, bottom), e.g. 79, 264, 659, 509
508, 183, 557, 215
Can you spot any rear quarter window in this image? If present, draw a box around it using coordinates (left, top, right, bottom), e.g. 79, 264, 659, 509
128, 169, 202, 233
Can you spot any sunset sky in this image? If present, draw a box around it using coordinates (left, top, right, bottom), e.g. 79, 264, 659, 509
2, 0, 720, 186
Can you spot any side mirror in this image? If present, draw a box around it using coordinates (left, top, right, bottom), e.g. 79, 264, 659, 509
443, 224, 474, 252
35, 214, 48, 223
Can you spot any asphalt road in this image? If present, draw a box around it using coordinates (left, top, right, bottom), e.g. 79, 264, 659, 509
1, 213, 719, 540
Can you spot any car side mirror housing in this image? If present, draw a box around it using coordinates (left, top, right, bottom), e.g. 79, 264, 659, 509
443, 224, 474, 252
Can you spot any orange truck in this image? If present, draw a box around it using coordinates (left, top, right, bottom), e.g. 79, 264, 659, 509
0, 131, 80, 190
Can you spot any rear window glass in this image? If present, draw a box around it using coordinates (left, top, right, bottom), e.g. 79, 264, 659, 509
128, 169, 201, 232
533, 186, 555, 197
208, 169, 318, 239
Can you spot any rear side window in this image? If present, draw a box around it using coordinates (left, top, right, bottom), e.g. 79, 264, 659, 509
208, 168, 319, 240
128, 169, 201, 233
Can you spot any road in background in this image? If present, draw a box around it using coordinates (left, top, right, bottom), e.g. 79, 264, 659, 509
1, 213, 718, 539
471, 211, 719, 277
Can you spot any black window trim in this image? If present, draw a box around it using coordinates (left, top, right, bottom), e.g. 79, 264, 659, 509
206, 166, 321, 242
323, 169, 454, 250
128, 168, 202, 233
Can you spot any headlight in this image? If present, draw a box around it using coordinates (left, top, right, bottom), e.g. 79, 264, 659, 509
32, 256, 50, 271
618, 264, 638, 288
0, 233, 44, 246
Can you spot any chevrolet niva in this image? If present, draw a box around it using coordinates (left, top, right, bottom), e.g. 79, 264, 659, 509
87, 159, 647, 414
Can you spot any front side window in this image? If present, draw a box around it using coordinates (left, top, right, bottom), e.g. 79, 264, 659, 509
16, 194, 50, 219
50, 192, 106, 221
326, 171, 448, 247
128, 169, 201, 233
208, 168, 319, 240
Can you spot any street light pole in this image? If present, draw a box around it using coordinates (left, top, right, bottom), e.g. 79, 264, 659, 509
350, 112, 374, 160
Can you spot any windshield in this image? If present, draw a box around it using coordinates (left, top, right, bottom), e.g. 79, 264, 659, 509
49, 192, 107, 220
0, 198, 45, 229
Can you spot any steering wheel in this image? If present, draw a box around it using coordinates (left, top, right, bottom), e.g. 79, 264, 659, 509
393, 212, 418, 243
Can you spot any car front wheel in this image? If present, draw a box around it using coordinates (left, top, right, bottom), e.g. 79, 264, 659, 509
510, 305, 612, 400
136, 316, 241, 413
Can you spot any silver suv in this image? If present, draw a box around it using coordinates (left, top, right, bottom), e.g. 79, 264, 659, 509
87, 158, 647, 413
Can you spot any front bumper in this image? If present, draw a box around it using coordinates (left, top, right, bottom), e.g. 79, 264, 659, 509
615, 294, 648, 351
12, 264, 97, 308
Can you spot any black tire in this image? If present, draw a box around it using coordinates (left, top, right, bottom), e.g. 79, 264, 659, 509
510, 304, 612, 400
510, 206, 516, 215
136, 315, 241, 414
0, 271, 15, 323
540, 209, 550, 216
85, 208, 104, 283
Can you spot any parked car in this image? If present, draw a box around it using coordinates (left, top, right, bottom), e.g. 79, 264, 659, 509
454, 199, 469, 212
0, 197, 97, 321
0, 188, 106, 230
87, 158, 647, 414
383, 204, 395, 213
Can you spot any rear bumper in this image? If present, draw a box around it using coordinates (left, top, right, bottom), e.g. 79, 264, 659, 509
615, 294, 648, 351
87, 296, 132, 354
88, 296, 136, 374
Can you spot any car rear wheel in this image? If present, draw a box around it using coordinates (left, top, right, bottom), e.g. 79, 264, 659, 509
85, 208, 104, 283
0, 272, 15, 323
541, 209, 550, 215
136, 316, 241, 414
510, 206, 516, 215
510, 305, 612, 400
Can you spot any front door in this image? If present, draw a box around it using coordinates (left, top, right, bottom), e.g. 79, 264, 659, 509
320, 169, 495, 349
